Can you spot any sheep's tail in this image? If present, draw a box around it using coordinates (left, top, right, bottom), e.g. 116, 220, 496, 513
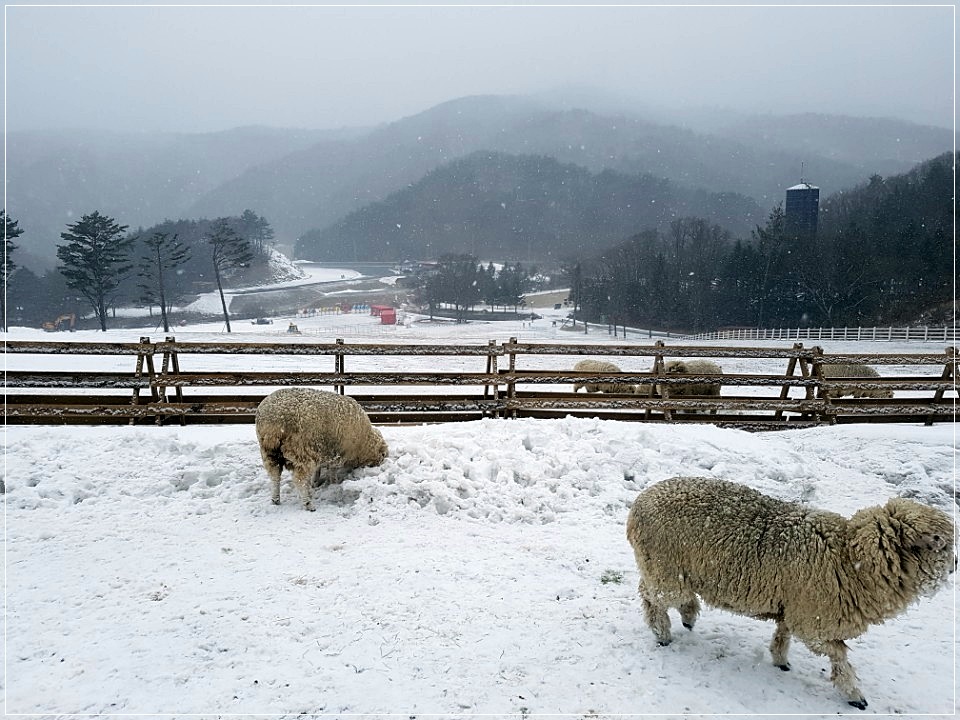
257, 427, 287, 470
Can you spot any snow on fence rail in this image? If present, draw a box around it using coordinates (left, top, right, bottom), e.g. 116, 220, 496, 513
5, 337, 957, 429
682, 325, 957, 343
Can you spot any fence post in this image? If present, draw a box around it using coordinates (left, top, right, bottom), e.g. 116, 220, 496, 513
484, 339, 498, 417
925, 346, 956, 426
334, 338, 345, 395
776, 342, 804, 420
155, 336, 183, 426
507, 337, 518, 418
130, 336, 158, 425
653, 339, 670, 422
809, 345, 833, 425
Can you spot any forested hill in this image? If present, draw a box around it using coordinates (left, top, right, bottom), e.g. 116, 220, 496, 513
198, 96, 944, 253
295, 151, 762, 262
571, 152, 957, 333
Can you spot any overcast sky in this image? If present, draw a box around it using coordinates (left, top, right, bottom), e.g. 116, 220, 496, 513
4, 3, 954, 134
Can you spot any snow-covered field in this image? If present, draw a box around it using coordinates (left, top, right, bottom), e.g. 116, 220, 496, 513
4, 272, 957, 716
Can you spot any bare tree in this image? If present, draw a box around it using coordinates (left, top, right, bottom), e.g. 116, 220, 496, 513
205, 218, 253, 332
138, 231, 191, 332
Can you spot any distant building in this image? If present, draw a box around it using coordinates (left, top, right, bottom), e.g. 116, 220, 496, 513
785, 180, 819, 238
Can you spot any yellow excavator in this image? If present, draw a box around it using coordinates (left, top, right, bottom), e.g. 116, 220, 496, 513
42, 313, 76, 332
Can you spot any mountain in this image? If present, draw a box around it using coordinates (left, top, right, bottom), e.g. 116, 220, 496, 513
7, 94, 954, 269
5, 125, 367, 267
189, 96, 951, 251
295, 151, 762, 263
705, 112, 954, 175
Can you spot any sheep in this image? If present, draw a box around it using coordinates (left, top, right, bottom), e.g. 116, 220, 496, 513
657, 359, 723, 413
572, 359, 635, 394
819, 363, 894, 399
626, 476, 955, 709
631, 382, 654, 397
659, 359, 723, 397
255, 387, 388, 511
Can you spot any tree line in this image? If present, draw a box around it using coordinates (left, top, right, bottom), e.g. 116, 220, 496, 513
2, 208, 274, 332
564, 153, 955, 333
413, 256, 547, 323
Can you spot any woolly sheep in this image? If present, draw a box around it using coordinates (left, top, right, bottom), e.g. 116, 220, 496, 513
572, 359, 635, 394
659, 359, 723, 397
626, 476, 954, 709
255, 387, 388, 511
820, 363, 894, 399
631, 382, 654, 397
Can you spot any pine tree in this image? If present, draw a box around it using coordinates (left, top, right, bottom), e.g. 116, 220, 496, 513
237, 209, 275, 257
56, 211, 132, 331
138, 231, 191, 333
2, 210, 23, 331
206, 218, 253, 332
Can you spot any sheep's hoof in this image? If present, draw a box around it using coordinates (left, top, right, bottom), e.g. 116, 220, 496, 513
304, 503, 316, 512
682, 622, 694, 630
271, 498, 280, 505
775, 664, 790, 672
848, 699, 868, 711
656, 640, 671, 647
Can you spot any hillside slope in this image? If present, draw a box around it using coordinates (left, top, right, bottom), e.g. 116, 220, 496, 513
296, 151, 762, 262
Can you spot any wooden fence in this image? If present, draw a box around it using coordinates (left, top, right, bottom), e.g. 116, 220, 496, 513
5, 337, 957, 430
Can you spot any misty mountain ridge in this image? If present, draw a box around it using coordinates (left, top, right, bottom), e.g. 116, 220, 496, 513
185, 95, 952, 254
7, 93, 954, 269
295, 151, 762, 263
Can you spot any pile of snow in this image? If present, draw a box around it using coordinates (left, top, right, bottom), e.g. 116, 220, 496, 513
263, 248, 308, 284
3, 417, 955, 715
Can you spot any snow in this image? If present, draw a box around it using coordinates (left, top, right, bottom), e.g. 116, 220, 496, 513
175, 256, 365, 318
4, 277, 958, 715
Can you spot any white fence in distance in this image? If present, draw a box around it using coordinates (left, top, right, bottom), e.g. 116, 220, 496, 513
681, 326, 957, 344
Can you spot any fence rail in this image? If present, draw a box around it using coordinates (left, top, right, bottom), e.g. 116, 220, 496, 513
681, 325, 957, 343
5, 337, 957, 429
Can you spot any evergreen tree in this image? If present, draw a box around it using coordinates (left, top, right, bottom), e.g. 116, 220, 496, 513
2, 210, 23, 331
750, 204, 788, 328
206, 218, 253, 332
433, 255, 482, 322
137, 231, 191, 333
237, 209, 276, 257
56, 211, 132, 331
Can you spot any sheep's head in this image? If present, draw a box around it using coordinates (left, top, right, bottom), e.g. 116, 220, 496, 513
665, 360, 687, 374
851, 498, 955, 601
371, 429, 389, 465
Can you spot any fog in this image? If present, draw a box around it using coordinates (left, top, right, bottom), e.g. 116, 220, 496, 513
5, 4, 954, 133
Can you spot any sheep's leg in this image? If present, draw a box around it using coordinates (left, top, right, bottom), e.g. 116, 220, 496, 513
679, 596, 700, 630
638, 582, 672, 646
291, 466, 316, 512
770, 621, 791, 670
806, 638, 866, 710
258, 447, 283, 505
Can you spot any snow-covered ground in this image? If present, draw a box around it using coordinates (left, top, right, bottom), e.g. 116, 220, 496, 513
180, 260, 364, 316
4, 269, 957, 715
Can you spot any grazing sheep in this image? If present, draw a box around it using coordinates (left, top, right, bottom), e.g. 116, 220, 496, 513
632, 382, 654, 397
572, 359, 634, 394
626, 476, 955, 709
820, 363, 894, 399
659, 359, 723, 397
255, 387, 388, 511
